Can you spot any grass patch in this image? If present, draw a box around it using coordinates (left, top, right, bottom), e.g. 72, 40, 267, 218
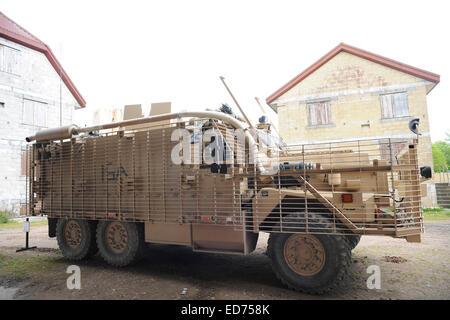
0, 220, 48, 230
0, 251, 62, 277
422, 208, 450, 221
423, 206, 446, 213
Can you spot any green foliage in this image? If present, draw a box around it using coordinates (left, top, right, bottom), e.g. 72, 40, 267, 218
0, 211, 10, 224
216, 103, 245, 123
432, 140, 450, 172
422, 208, 450, 221
422, 206, 445, 213
432, 144, 446, 172
219, 103, 233, 115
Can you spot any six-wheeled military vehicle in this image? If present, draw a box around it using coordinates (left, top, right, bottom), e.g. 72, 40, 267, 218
24, 111, 429, 294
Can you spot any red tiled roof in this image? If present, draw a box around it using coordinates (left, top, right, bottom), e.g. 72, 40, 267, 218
0, 11, 86, 107
266, 43, 440, 105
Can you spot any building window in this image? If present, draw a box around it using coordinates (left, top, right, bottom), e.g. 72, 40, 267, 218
380, 92, 409, 119
0, 44, 20, 75
306, 101, 332, 126
22, 98, 48, 128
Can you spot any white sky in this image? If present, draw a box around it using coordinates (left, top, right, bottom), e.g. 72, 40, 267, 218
3, 0, 449, 141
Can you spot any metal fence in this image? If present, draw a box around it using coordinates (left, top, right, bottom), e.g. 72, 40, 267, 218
435, 163, 450, 184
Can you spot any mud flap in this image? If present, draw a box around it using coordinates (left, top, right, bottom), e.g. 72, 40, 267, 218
406, 234, 421, 243
48, 217, 57, 238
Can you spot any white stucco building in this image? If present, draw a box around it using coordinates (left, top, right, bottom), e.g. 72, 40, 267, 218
0, 11, 86, 215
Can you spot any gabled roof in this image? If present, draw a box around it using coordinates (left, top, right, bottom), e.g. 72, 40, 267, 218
0, 11, 86, 107
266, 43, 440, 105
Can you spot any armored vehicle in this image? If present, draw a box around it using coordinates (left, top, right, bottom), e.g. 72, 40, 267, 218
24, 111, 429, 294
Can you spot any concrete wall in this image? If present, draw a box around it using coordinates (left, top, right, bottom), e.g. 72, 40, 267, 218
272, 51, 436, 206
0, 37, 80, 215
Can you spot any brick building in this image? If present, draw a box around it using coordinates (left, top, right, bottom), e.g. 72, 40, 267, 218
0, 12, 85, 215
266, 43, 440, 206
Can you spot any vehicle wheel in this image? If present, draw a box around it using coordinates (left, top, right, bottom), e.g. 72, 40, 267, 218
268, 232, 351, 294
96, 221, 144, 267
56, 218, 97, 260
267, 213, 351, 294
345, 235, 361, 250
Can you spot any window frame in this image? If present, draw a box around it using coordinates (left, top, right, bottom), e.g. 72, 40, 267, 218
21, 98, 49, 128
0, 44, 21, 76
306, 100, 332, 127
379, 91, 409, 120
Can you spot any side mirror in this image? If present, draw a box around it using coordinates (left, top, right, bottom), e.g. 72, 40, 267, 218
409, 118, 421, 135
420, 166, 432, 179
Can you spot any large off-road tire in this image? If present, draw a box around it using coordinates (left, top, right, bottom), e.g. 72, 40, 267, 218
267, 213, 351, 294
345, 235, 361, 250
96, 221, 145, 267
56, 218, 98, 260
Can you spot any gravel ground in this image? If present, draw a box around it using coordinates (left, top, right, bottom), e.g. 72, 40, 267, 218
0, 220, 449, 300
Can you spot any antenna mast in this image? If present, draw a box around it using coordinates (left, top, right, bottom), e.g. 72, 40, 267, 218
219, 76, 254, 129
59, 43, 62, 127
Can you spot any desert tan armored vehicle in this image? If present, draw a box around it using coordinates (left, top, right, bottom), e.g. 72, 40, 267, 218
24, 111, 430, 294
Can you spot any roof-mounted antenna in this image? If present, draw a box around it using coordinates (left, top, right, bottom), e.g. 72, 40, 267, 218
219, 76, 254, 129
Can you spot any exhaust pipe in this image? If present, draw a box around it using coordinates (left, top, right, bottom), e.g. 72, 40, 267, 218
25, 125, 78, 142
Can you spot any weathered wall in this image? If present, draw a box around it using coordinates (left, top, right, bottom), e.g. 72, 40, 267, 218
273, 51, 436, 206
0, 36, 79, 215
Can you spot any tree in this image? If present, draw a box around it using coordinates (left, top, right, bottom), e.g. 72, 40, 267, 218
432, 141, 450, 172
217, 103, 245, 123
219, 103, 233, 115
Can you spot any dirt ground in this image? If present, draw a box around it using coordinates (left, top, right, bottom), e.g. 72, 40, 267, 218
0, 221, 449, 300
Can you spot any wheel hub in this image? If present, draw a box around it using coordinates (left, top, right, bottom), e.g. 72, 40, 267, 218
105, 222, 129, 254
284, 234, 326, 276
64, 220, 82, 248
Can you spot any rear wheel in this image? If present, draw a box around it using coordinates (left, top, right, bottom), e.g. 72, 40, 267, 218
56, 218, 97, 260
96, 221, 144, 267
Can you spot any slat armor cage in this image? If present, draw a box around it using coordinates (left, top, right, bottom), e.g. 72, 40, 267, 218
26, 113, 424, 241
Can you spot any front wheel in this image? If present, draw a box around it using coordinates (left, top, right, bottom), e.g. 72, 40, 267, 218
267, 232, 351, 294
345, 235, 361, 250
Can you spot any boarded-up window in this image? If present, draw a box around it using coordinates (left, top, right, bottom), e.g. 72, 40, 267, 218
22, 98, 48, 127
307, 101, 331, 126
0, 45, 20, 75
380, 92, 409, 119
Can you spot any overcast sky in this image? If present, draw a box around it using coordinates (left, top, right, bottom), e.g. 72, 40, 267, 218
3, 0, 449, 141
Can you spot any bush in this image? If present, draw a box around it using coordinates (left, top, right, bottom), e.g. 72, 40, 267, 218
0, 211, 10, 224
432, 141, 450, 172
